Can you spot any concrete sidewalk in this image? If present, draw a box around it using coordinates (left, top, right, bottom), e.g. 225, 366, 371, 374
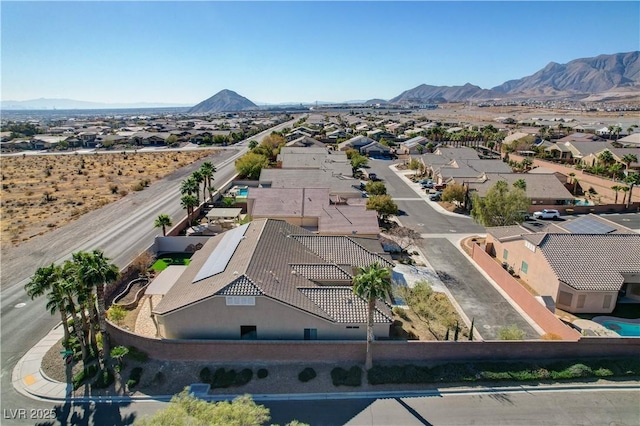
12, 322, 72, 401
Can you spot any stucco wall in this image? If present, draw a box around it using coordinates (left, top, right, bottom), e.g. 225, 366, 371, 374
487, 239, 618, 314
154, 236, 211, 254
491, 238, 560, 298
157, 295, 389, 340
109, 322, 639, 363
472, 244, 581, 340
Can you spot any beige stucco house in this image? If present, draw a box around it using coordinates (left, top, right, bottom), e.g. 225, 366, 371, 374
485, 215, 640, 314
151, 219, 393, 340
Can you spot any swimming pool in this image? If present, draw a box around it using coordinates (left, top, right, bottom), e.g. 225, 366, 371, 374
237, 188, 248, 197
593, 317, 640, 337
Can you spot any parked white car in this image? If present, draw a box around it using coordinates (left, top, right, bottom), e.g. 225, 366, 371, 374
532, 209, 560, 219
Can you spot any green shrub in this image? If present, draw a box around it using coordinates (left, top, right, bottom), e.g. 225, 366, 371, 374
212, 368, 237, 388
127, 367, 143, 389
233, 368, 253, 386
93, 369, 114, 389
298, 367, 317, 383
73, 364, 98, 390
331, 366, 362, 387
127, 346, 149, 363
498, 324, 525, 340
257, 368, 269, 379
200, 367, 212, 383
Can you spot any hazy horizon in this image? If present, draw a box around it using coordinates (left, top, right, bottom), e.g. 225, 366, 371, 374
2, 1, 639, 105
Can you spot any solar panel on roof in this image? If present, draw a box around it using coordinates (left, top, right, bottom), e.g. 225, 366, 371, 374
192, 223, 249, 283
562, 217, 616, 234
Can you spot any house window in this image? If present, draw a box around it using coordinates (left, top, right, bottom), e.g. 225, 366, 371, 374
521, 261, 528, 274
503, 249, 509, 260
577, 294, 586, 309
226, 296, 255, 306
240, 325, 257, 340
558, 291, 573, 306
304, 328, 318, 340
603, 295, 613, 309
525, 241, 536, 252
346, 326, 360, 329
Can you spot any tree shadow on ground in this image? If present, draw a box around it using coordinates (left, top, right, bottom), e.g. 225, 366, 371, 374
36, 400, 135, 426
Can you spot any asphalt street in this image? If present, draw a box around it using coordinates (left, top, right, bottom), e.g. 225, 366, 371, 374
3, 387, 635, 426
0, 119, 298, 423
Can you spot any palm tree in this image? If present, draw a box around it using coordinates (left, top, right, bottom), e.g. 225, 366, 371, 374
573, 177, 580, 195
67, 257, 99, 359
76, 250, 119, 369
611, 185, 622, 204
191, 170, 204, 204
180, 177, 198, 198
154, 214, 173, 236
25, 264, 72, 346
622, 154, 638, 173
352, 263, 392, 370
513, 179, 527, 191
598, 149, 615, 166
613, 126, 622, 142
621, 186, 630, 205
609, 163, 623, 180
625, 173, 640, 208
200, 161, 216, 202
181, 194, 198, 223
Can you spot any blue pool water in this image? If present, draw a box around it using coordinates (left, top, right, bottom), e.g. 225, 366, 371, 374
600, 320, 640, 337
237, 188, 248, 197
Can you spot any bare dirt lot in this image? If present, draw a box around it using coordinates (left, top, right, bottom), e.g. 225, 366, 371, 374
0, 150, 214, 246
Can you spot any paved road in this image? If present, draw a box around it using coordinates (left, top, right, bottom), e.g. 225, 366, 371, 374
367, 159, 537, 339
0, 119, 298, 423
366, 159, 484, 234
2, 387, 635, 425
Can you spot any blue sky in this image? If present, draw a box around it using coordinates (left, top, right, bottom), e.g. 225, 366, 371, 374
2, 1, 639, 105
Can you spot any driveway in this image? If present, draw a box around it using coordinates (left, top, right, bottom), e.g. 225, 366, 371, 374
366, 159, 539, 340
420, 238, 539, 340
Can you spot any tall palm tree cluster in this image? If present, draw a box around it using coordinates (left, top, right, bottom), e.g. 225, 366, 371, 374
25, 250, 119, 372
180, 161, 216, 224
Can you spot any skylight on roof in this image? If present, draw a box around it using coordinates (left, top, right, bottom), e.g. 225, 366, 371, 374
192, 223, 249, 283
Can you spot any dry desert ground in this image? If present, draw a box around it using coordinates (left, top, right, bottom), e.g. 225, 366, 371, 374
0, 150, 215, 246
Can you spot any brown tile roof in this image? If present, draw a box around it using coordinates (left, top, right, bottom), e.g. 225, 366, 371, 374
153, 219, 392, 324
538, 234, 640, 291
290, 264, 352, 281
291, 235, 394, 268
299, 287, 392, 323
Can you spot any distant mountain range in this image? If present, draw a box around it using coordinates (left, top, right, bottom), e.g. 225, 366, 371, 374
3, 52, 638, 112
0, 98, 191, 110
188, 89, 257, 113
391, 51, 639, 103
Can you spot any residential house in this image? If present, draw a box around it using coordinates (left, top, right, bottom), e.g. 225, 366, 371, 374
582, 147, 640, 172
285, 136, 326, 148
130, 131, 171, 146
338, 135, 376, 152
247, 187, 380, 237
360, 141, 392, 158
397, 136, 429, 155
545, 141, 610, 162
150, 219, 394, 340
485, 215, 640, 314
617, 133, 640, 148
468, 173, 574, 206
